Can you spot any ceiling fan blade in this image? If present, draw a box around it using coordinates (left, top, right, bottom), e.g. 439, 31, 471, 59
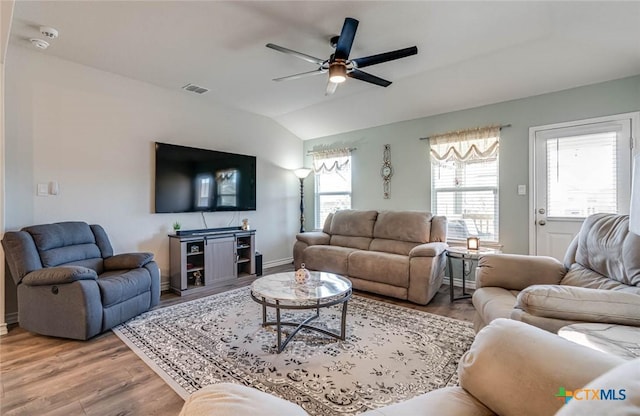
273, 69, 326, 82
266, 43, 325, 65
325, 81, 339, 96
334, 17, 359, 60
352, 46, 418, 69
348, 69, 392, 87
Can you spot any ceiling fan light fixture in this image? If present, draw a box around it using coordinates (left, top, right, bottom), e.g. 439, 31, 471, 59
329, 62, 347, 83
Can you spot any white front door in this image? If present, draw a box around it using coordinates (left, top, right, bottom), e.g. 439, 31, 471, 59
529, 113, 637, 260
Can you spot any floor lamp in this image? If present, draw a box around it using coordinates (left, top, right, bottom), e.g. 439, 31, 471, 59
294, 168, 312, 233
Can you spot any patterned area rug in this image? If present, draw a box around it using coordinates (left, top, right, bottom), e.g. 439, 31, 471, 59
113, 287, 475, 415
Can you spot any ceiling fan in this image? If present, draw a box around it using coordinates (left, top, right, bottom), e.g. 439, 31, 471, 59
266, 17, 418, 95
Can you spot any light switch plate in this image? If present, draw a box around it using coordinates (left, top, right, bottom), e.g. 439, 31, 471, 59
517, 185, 527, 195
37, 183, 49, 196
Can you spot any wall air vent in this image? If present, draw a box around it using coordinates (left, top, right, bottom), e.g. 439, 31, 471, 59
181, 83, 209, 94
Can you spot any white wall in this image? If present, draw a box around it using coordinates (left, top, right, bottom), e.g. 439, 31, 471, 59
4, 46, 303, 317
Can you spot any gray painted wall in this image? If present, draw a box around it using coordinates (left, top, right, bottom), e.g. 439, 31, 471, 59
302, 75, 640, 254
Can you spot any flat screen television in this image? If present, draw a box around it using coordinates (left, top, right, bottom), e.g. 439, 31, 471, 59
154, 142, 256, 213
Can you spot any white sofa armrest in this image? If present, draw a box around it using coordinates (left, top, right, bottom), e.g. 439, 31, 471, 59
475, 253, 567, 290
179, 383, 308, 416
459, 319, 624, 416
515, 285, 640, 326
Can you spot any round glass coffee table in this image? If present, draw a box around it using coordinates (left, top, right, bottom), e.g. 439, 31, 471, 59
250, 271, 352, 353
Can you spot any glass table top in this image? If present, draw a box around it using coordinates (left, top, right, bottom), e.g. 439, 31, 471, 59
251, 271, 352, 302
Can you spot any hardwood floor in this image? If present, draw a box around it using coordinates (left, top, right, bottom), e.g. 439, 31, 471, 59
0, 265, 475, 415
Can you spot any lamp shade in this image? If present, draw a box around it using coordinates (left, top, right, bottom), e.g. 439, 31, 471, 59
467, 237, 479, 250
630, 153, 640, 235
294, 168, 312, 179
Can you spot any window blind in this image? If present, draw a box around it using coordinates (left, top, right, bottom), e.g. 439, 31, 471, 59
546, 132, 617, 217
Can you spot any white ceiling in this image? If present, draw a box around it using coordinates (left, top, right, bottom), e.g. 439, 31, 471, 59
8, 1, 640, 140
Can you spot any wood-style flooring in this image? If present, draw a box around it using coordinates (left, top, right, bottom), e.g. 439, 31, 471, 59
0, 265, 475, 416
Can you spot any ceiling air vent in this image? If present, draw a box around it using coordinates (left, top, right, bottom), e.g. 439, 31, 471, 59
182, 83, 209, 95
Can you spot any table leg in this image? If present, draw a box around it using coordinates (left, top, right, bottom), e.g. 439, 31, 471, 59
340, 301, 348, 340
275, 300, 282, 353
448, 255, 454, 303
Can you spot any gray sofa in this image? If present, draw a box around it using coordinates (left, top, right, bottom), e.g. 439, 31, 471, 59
179, 318, 637, 416
473, 213, 640, 333
293, 210, 447, 305
2, 221, 160, 340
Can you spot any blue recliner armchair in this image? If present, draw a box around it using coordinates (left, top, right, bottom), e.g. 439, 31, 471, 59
2, 221, 160, 340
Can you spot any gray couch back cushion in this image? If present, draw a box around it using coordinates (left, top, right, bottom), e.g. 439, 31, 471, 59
573, 214, 640, 286
373, 211, 432, 243
24, 222, 104, 269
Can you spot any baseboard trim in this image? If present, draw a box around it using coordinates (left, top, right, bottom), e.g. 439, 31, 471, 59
264, 257, 293, 269
0, 322, 7, 336
448, 276, 476, 290
5, 311, 18, 326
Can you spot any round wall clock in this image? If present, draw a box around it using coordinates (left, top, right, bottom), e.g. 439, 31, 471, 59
381, 144, 392, 199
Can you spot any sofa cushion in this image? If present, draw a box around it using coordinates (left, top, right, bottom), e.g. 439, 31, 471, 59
24, 222, 103, 268
329, 210, 378, 237
369, 239, 418, 256
373, 211, 432, 244
348, 251, 409, 287
330, 235, 372, 250
98, 268, 152, 307
561, 264, 640, 294
575, 214, 640, 286
302, 245, 356, 275
515, 285, 640, 326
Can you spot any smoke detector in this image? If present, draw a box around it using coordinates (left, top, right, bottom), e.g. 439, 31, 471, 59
30, 39, 50, 50
40, 26, 59, 39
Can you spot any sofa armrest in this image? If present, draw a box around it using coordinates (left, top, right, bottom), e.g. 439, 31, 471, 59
295, 231, 330, 246
475, 253, 567, 290
515, 285, 640, 326
409, 242, 448, 257
360, 387, 493, 416
104, 252, 154, 270
179, 383, 308, 416
459, 318, 625, 416
21, 266, 98, 286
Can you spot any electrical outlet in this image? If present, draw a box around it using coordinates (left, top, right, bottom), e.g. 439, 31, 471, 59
37, 183, 48, 196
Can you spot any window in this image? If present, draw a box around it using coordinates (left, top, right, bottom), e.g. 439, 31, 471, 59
312, 149, 352, 229
546, 132, 618, 217
430, 126, 500, 243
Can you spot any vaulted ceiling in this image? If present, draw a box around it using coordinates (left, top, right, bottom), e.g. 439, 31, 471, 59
9, 1, 640, 140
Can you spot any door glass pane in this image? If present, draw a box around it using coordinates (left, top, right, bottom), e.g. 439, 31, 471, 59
546, 132, 617, 218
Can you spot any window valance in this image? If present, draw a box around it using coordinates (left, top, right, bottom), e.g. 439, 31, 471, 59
311, 147, 352, 173
429, 125, 500, 165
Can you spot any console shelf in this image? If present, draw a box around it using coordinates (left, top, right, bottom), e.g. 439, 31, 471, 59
169, 228, 256, 296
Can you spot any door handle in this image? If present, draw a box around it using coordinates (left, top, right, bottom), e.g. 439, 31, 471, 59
538, 220, 546, 226
538, 208, 546, 214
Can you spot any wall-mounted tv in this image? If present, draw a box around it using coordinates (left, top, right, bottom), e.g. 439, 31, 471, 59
154, 142, 256, 213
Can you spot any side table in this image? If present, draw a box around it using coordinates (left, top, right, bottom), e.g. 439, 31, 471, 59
446, 247, 500, 302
